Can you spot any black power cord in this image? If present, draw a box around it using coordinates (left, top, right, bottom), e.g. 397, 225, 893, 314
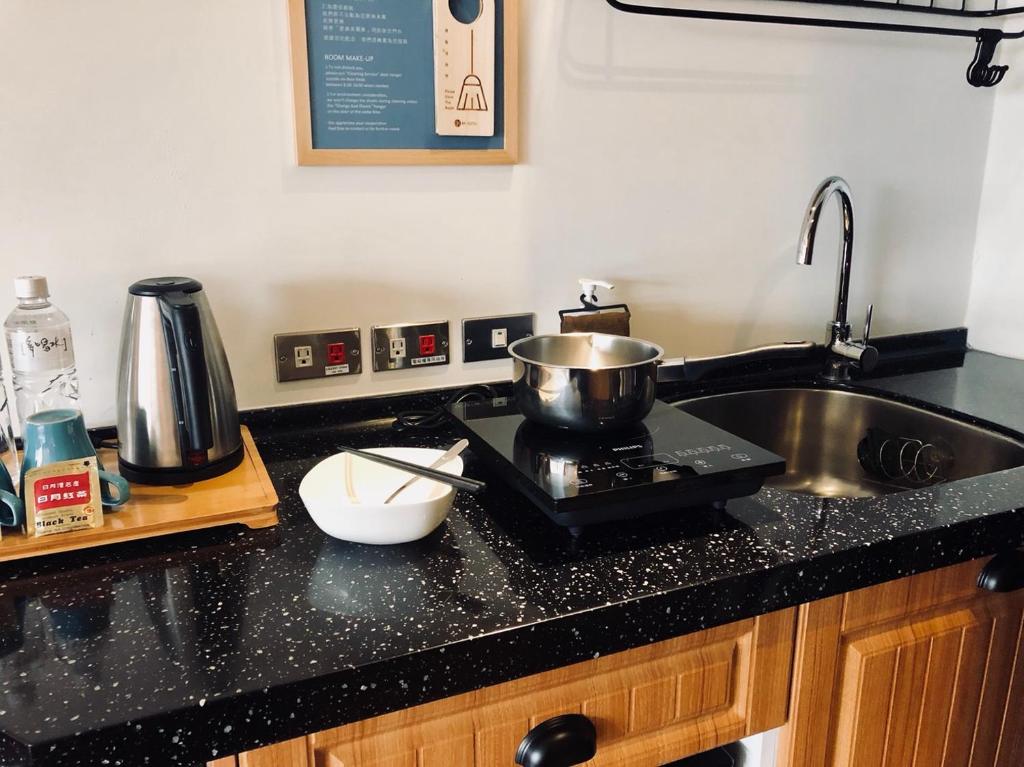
391, 384, 499, 432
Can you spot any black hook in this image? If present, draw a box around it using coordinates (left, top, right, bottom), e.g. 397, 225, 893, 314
967, 29, 1009, 88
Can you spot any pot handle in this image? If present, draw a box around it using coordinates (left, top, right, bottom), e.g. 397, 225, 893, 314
656, 357, 688, 383
656, 341, 816, 384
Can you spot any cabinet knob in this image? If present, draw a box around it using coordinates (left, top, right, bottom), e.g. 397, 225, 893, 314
978, 550, 1024, 592
515, 714, 597, 767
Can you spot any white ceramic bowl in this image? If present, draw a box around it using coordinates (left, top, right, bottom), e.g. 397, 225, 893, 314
299, 448, 464, 545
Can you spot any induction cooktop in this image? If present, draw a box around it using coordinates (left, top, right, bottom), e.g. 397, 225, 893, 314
449, 398, 786, 533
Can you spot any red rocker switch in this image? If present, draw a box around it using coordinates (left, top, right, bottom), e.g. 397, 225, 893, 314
327, 342, 347, 365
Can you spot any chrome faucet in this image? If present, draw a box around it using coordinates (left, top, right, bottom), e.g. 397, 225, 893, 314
797, 176, 878, 381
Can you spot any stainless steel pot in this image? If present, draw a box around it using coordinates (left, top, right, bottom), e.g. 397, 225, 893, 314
508, 333, 685, 433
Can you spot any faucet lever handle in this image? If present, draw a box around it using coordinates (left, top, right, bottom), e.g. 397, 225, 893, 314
578, 278, 614, 308
863, 303, 874, 344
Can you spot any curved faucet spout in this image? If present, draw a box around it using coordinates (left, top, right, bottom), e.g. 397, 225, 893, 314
797, 176, 855, 330
795, 176, 877, 381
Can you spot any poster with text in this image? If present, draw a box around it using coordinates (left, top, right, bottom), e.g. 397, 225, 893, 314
305, 0, 505, 150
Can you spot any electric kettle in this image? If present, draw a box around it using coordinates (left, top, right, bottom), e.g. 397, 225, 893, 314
116, 277, 242, 484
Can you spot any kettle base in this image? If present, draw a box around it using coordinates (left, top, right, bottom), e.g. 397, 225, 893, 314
118, 446, 245, 486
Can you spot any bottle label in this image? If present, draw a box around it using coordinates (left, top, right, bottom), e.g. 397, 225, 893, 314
7, 331, 76, 373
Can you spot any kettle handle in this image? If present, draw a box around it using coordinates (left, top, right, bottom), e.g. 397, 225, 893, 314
160, 291, 214, 456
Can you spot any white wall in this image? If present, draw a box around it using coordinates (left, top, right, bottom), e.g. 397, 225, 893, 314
1, 0, 997, 427
967, 45, 1024, 360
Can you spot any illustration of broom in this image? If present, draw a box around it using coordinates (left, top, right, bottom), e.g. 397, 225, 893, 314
457, 29, 488, 112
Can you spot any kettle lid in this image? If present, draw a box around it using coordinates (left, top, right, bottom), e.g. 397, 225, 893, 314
129, 277, 203, 297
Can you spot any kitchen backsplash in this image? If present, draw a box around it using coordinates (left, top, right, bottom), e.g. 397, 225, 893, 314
967, 45, 1024, 361
0, 0, 1007, 426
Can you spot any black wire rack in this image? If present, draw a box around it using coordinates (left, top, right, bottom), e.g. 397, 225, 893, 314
605, 0, 1024, 86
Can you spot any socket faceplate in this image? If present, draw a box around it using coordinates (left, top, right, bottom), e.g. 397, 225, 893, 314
371, 321, 450, 371
463, 313, 535, 363
275, 328, 362, 382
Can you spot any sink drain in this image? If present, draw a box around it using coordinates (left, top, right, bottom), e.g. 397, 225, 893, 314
858, 428, 954, 488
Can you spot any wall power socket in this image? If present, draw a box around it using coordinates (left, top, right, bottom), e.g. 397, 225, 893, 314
371, 321, 450, 372
463, 314, 535, 363
274, 328, 362, 382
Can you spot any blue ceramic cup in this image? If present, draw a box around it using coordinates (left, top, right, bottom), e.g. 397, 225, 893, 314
20, 410, 130, 509
0, 461, 24, 528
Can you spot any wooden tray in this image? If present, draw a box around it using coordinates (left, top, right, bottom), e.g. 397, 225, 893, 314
0, 427, 278, 562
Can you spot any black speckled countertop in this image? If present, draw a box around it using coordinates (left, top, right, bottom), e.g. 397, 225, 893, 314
1, 349, 1023, 766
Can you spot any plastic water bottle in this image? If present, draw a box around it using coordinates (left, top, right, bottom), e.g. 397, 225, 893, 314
0, 362, 17, 477
4, 276, 80, 428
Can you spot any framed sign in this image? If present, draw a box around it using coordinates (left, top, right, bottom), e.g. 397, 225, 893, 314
288, 0, 519, 165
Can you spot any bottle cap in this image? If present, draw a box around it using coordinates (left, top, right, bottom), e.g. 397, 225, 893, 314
14, 276, 49, 300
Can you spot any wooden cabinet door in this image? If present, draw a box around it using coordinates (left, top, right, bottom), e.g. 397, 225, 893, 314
215, 609, 794, 767
308, 609, 795, 767
213, 609, 794, 767
779, 557, 1024, 767
207, 737, 310, 767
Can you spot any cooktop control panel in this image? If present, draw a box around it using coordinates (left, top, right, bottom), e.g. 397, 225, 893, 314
450, 398, 786, 530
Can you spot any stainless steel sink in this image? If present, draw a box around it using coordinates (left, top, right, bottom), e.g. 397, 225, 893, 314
675, 388, 1024, 498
